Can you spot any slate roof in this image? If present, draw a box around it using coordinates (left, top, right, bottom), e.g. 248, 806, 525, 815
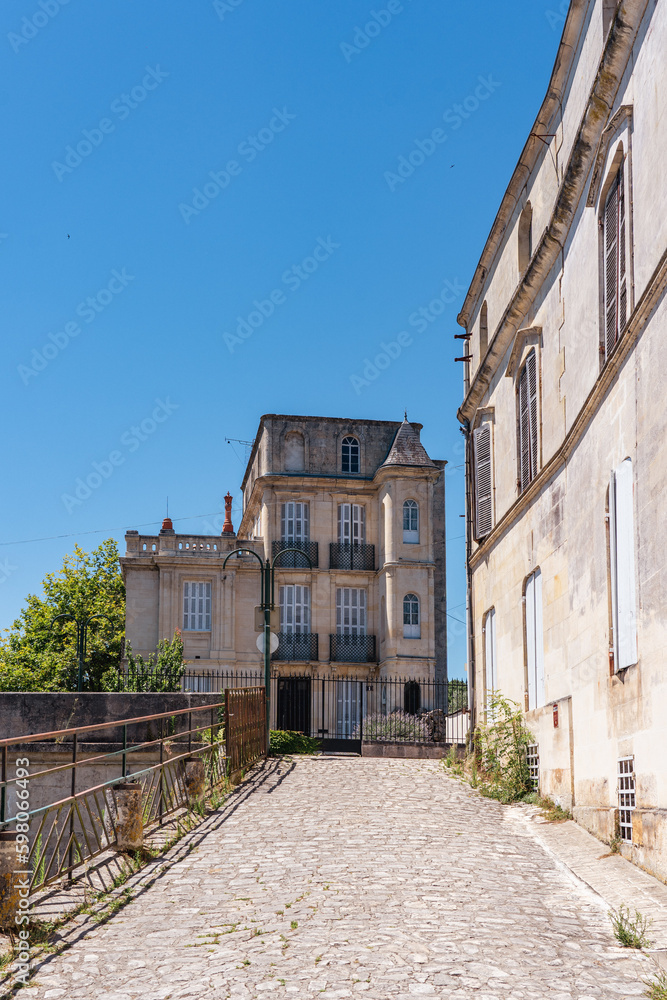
380, 418, 437, 469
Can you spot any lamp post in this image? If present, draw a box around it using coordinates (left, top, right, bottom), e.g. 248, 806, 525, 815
223, 546, 313, 749
49, 612, 114, 691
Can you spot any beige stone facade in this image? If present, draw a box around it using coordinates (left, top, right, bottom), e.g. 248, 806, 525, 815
458, 0, 667, 877
122, 414, 447, 728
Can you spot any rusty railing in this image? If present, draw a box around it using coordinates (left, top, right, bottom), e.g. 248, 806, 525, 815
225, 687, 267, 777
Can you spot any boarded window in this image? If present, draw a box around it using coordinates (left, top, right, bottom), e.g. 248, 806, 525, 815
603, 164, 627, 362
336, 588, 366, 636
279, 585, 310, 635
338, 503, 365, 544
473, 424, 493, 538
517, 350, 538, 493
281, 502, 309, 543
183, 581, 212, 631
609, 458, 637, 670
525, 570, 544, 710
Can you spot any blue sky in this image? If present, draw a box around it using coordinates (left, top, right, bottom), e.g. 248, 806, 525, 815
1, 0, 567, 677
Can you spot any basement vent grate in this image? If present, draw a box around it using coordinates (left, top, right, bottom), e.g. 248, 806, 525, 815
526, 744, 540, 793
618, 757, 635, 843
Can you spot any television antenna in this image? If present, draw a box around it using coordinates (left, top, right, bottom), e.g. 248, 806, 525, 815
225, 437, 254, 464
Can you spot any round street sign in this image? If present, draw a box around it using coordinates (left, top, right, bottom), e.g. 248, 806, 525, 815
256, 632, 279, 654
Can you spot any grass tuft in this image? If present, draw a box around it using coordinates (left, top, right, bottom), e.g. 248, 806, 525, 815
609, 905, 653, 949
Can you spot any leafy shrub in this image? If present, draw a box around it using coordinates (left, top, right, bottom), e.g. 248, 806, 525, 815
475, 693, 534, 803
354, 711, 429, 742
269, 730, 321, 756
609, 905, 653, 949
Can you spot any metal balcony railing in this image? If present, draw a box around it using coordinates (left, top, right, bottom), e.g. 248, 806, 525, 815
329, 633, 377, 663
272, 540, 319, 568
329, 542, 375, 571
272, 632, 319, 662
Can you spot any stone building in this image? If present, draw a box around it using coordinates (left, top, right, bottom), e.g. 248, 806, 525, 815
457, 0, 667, 877
122, 414, 447, 737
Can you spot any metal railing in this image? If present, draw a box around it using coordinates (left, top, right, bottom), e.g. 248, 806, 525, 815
329, 633, 377, 663
271, 632, 319, 662
272, 540, 319, 568
329, 542, 375, 570
0, 691, 266, 893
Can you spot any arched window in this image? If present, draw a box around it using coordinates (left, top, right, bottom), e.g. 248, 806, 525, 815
404, 681, 421, 715
518, 201, 533, 273
403, 593, 420, 639
403, 499, 419, 543
342, 436, 360, 474
479, 300, 489, 357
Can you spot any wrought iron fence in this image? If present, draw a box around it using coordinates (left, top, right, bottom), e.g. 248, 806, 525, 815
272, 540, 319, 568
272, 632, 318, 662
329, 542, 375, 571
329, 634, 377, 663
0, 691, 266, 894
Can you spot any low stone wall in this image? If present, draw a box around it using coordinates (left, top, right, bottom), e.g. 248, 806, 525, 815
361, 742, 451, 759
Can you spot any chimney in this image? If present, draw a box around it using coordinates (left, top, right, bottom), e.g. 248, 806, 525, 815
160, 516, 175, 535
222, 492, 234, 535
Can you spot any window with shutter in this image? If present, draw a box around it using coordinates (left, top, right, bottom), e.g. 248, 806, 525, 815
279, 585, 310, 635
603, 164, 627, 362
336, 588, 367, 636
484, 608, 497, 706
525, 570, 544, 710
473, 425, 493, 538
609, 458, 637, 670
281, 502, 309, 543
183, 581, 212, 631
338, 504, 365, 544
517, 350, 538, 493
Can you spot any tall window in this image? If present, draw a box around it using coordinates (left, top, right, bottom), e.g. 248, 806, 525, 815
281, 502, 309, 543
518, 202, 533, 272
602, 163, 627, 362
479, 300, 489, 357
279, 585, 310, 634
517, 350, 538, 493
525, 570, 544, 711
484, 608, 497, 703
336, 588, 366, 635
403, 594, 420, 638
183, 581, 211, 631
609, 458, 637, 671
338, 503, 365, 544
473, 424, 493, 539
342, 436, 360, 474
403, 499, 419, 543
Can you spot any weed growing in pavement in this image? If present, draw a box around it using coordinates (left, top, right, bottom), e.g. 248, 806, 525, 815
474, 693, 534, 803
644, 971, 667, 998
526, 795, 573, 822
609, 905, 653, 948
269, 730, 321, 755
290, 920, 298, 930
610, 833, 622, 854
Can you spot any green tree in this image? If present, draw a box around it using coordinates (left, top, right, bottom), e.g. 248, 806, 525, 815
0, 539, 125, 691
117, 631, 186, 693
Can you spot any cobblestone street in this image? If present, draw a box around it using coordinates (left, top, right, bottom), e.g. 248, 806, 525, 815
23, 757, 657, 1000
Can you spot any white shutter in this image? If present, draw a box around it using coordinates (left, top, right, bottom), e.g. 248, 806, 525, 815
338, 504, 364, 543
534, 570, 544, 707
611, 459, 637, 669
526, 574, 536, 710
338, 504, 349, 543
518, 364, 530, 492
336, 588, 366, 635
473, 426, 493, 538
183, 581, 211, 631
183, 582, 191, 631
484, 608, 496, 700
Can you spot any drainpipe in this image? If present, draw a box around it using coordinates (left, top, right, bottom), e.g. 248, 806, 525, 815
462, 419, 476, 751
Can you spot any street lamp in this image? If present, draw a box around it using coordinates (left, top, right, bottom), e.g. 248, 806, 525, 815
223, 546, 313, 749
49, 612, 114, 691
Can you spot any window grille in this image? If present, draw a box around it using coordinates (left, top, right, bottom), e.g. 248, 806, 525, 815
618, 757, 635, 843
526, 744, 539, 793
403, 594, 420, 638
183, 581, 211, 631
342, 436, 360, 474
403, 500, 419, 543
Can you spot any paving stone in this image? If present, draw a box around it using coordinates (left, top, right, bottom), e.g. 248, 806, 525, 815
14, 757, 660, 999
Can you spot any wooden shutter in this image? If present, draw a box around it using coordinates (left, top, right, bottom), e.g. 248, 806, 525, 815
484, 608, 496, 699
282, 502, 308, 542
611, 459, 637, 669
518, 352, 537, 492
604, 172, 619, 359
525, 571, 544, 710
527, 351, 538, 480
473, 425, 493, 538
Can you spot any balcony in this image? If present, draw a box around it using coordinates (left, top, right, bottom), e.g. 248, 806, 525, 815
272, 540, 319, 569
272, 632, 319, 662
329, 633, 377, 664
329, 542, 375, 571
